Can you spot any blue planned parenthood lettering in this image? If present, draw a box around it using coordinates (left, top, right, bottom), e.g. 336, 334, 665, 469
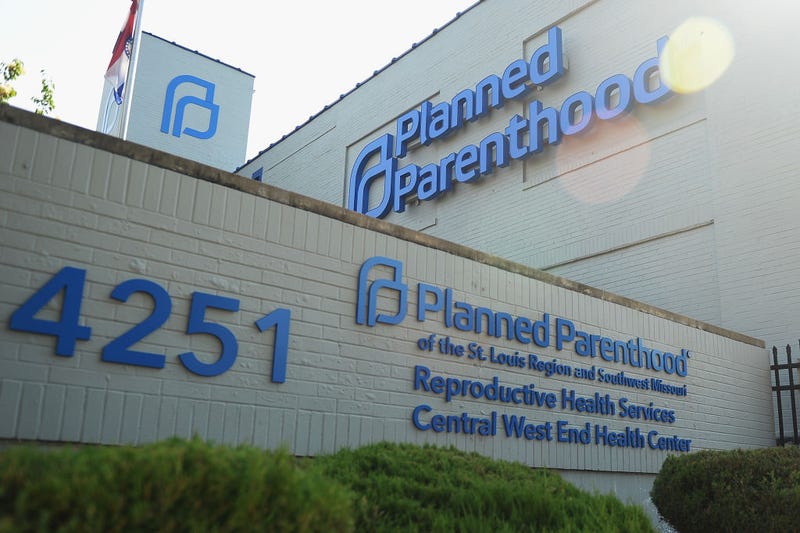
357, 257, 692, 377
348, 27, 671, 218
357, 257, 693, 453
412, 286, 690, 376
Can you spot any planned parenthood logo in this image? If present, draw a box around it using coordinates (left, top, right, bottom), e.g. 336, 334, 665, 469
347, 28, 671, 219
356, 256, 408, 326
161, 74, 220, 140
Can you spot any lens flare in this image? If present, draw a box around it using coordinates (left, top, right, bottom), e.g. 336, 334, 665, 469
660, 17, 735, 94
556, 114, 651, 205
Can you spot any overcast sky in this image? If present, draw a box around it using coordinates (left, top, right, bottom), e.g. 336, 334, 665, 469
2, 0, 477, 159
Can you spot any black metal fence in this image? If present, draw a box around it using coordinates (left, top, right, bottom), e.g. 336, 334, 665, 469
771, 341, 800, 445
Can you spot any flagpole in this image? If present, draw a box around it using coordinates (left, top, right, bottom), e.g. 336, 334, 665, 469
120, 0, 144, 140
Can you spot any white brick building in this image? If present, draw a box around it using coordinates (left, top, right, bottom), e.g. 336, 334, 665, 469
2, 0, 796, 524
0, 103, 775, 524
238, 0, 800, 352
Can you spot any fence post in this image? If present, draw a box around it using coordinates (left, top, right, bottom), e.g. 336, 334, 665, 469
773, 346, 785, 445
789, 343, 799, 444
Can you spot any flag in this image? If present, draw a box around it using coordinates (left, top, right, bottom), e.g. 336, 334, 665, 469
104, 0, 139, 105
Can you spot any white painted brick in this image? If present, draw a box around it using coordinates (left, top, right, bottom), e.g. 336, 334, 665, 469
88, 149, 111, 199
42, 203, 99, 233
162, 380, 210, 400
222, 190, 241, 233
191, 180, 213, 225
124, 159, 148, 208
251, 406, 269, 447
209, 384, 255, 405
237, 194, 256, 236
49, 139, 77, 191
176, 175, 197, 222
105, 373, 162, 395
38, 384, 66, 441
221, 404, 240, 445
100, 390, 125, 444
119, 393, 143, 444
0, 360, 49, 382
141, 168, 165, 212
263, 408, 286, 449
137, 394, 160, 443
107, 155, 130, 205
66, 143, 92, 194
158, 171, 180, 216
189, 401, 210, 440
293, 412, 311, 456
6, 213, 67, 245
264, 203, 282, 243
175, 398, 194, 439
156, 396, 178, 440
11, 128, 37, 179
81, 388, 106, 442
205, 402, 225, 443
207, 187, 227, 229
58, 386, 86, 441
0, 380, 23, 438
237, 404, 255, 445
0, 122, 18, 174
72, 193, 129, 220
254, 390, 298, 409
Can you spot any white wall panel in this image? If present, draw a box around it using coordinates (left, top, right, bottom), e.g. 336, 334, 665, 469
0, 113, 774, 481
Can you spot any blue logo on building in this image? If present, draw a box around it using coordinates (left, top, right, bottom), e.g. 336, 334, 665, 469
348, 28, 671, 219
356, 256, 408, 326
354, 256, 689, 376
161, 74, 220, 140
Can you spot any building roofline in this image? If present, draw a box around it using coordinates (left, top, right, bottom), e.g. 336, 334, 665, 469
235, 0, 483, 172
143, 31, 256, 78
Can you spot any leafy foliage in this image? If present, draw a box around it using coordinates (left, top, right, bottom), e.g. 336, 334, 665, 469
0, 438, 656, 532
0, 58, 56, 114
31, 69, 56, 115
0, 437, 353, 533
0, 59, 24, 102
651, 446, 800, 533
311, 441, 654, 533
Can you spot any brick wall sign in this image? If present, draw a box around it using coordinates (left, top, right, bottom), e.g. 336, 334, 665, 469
0, 108, 774, 475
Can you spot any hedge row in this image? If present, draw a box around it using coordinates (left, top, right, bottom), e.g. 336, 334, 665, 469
312, 441, 654, 532
0, 438, 655, 532
0, 438, 352, 533
651, 446, 800, 533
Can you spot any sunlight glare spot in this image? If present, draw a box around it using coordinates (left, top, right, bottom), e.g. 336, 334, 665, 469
556, 115, 651, 205
661, 17, 735, 94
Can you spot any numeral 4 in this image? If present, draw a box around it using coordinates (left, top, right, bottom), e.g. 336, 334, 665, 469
9, 267, 92, 356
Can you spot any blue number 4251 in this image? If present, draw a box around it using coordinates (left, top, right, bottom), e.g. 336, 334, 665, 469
9, 267, 291, 382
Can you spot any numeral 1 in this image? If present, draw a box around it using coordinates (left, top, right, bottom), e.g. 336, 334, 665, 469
255, 308, 291, 383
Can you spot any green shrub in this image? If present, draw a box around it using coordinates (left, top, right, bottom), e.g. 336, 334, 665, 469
0, 438, 657, 532
311, 441, 654, 533
0, 437, 353, 533
651, 446, 800, 533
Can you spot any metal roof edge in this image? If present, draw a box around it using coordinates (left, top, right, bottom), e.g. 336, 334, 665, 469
236, 0, 483, 172
143, 30, 256, 78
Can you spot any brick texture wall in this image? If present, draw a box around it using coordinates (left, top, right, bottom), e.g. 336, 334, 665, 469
1, 109, 774, 475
